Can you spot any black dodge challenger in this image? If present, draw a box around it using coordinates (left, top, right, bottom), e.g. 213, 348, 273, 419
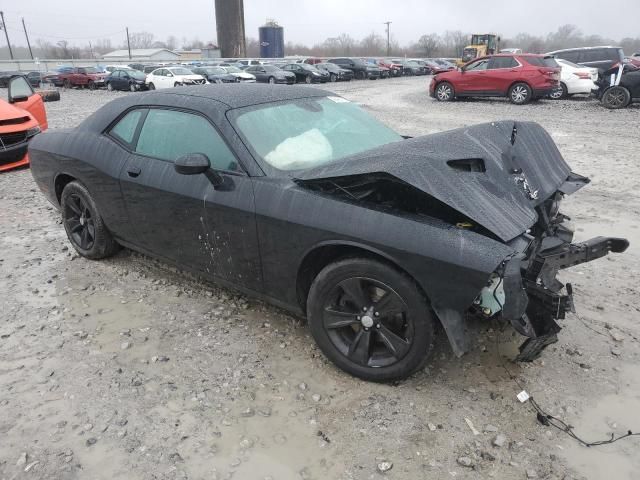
29, 85, 628, 381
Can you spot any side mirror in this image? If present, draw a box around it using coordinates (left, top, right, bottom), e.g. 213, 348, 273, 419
174, 153, 210, 175
167, 73, 174, 77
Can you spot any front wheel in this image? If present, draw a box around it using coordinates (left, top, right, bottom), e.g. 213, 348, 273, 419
601, 86, 631, 109
435, 82, 454, 101
305, 75, 312, 84
330, 73, 337, 82
87, 81, 95, 90
106, 82, 114, 91
509, 82, 532, 105
129, 82, 137, 92
268, 76, 276, 84
148, 82, 155, 90
61, 181, 120, 260
357, 70, 366, 80
307, 258, 435, 382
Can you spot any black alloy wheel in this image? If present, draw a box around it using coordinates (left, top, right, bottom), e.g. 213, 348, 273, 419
308, 258, 435, 382
601, 86, 631, 109
61, 181, 120, 259
64, 193, 95, 250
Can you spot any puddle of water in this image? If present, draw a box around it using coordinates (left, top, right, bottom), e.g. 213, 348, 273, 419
561, 363, 640, 480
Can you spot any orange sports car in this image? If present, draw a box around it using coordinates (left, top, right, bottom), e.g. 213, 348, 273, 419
0, 75, 56, 172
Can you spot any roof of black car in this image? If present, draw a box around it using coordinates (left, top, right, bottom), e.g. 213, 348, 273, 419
149, 84, 329, 109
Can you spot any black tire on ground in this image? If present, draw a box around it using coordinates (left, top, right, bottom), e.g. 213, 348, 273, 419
129, 82, 136, 92
435, 82, 455, 102
357, 70, 366, 80
330, 73, 337, 82
148, 82, 155, 90
549, 82, 567, 100
174, 82, 181, 87
268, 76, 276, 84
106, 82, 114, 91
307, 258, 435, 382
508, 82, 532, 105
305, 75, 312, 84
61, 181, 120, 260
601, 86, 631, 109
63, 79, 71, 89
87, 81, 95, 90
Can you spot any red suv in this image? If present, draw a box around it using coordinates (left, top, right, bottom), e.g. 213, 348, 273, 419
430, 54, 560, 105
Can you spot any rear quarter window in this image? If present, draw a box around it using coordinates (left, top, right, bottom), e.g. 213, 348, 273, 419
109, 110, 144, 146
522, 56, 559, 68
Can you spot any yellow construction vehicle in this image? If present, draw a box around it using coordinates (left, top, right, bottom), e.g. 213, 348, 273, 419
456, 34, 501, 66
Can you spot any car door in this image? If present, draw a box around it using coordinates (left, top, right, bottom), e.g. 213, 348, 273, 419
8, 75, 48, 129
484, 56, 520, 94
117, 107, 262, 291
459, 58, 492, 93
109, 70, 121, 89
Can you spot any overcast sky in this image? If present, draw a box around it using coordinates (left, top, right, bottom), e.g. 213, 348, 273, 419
2, 0, 639, 48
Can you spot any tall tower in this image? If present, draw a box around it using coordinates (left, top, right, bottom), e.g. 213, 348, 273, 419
214, 0, 246, 58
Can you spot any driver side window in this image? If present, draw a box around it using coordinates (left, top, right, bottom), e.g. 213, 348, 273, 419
465, 59, 490, 71
135, 109, 239, 172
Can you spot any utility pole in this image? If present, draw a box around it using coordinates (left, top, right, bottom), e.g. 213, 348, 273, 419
0, 11, 14, 60
384, 21, 392, 56
126, 27, 132, 60
89, 41, 94, 59
22, 18, 33, 59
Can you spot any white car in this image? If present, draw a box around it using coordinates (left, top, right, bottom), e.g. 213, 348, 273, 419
145, 66, 207, 90
220, 66, 256, 82
550, 59, 598, 99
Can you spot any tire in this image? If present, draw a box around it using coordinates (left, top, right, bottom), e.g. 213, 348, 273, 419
307, 258, 435, 382
129, 82, 136, 92
435, 82, 455, 102
106, 82, 114, 91
87, 81, 95, 90
61, 181, 120, 260
357, 70, 366, 80
330, 73, 337, 82
508, 82, 532, 105
268, 76, 276, 84
601, 86, 631, 109
549, 82, 567, 100
305, 75, 312, 84
174, 82, 181, 87
148, 82, 155, 90
63, 79, 71, 89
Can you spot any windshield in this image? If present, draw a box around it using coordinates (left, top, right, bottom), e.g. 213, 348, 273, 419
128, 70, 146, 79
263, 65, 279, 72
169, 67, 194, 75
83, 67, 98, 74
224, 66, 242, 73
318, 63, 337, 71
233, 97, 403, 172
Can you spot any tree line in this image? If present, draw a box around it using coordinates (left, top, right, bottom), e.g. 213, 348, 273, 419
1, 25, 639, 60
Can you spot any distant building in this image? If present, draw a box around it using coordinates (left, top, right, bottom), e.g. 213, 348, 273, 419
102, 49, 180, 61
201, 44, 222, 59
174, 49, 203, 61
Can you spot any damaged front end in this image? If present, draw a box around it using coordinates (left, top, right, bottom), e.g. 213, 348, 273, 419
475, 177, 628, 361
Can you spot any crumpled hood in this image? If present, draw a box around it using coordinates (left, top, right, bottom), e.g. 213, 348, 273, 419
296, 121, 577, 242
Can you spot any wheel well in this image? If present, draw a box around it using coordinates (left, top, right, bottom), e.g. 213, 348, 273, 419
54, 174, 76, 204
507, 80, 531, 94
296, 244, 426, 314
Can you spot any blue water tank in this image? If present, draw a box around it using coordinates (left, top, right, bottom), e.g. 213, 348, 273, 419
259, 25, 284, 58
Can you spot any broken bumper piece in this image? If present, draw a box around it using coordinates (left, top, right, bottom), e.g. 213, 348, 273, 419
480, 236, 629, 362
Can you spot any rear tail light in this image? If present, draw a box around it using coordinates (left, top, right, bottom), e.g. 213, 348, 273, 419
573, 72, 591, 79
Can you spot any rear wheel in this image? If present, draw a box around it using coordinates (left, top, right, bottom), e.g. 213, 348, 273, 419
63, 79, 71, 89
357, 70, 366, 80
174, 82, 181, 87
601, 86, 631, 109
305, 75, 312, 84
307, 258, 435, 382
549, 82, 567, 99
435, 82, 454, 101
87, 81, 95, 90
61, 182, 120, 260
330, 73, 337, 82
508, 82, 532, 105
268, 76, 276, 84
148, 82, 155, 90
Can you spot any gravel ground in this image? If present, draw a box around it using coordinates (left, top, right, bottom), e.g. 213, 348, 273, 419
1, 78, 639, 480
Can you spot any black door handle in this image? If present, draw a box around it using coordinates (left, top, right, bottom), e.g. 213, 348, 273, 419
127, 167, 141, 178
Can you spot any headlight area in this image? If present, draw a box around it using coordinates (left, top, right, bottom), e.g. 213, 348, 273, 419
473, 195, 629, 363
26, 126, 42, 138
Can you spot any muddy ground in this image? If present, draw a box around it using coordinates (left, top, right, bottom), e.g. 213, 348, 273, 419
1, 78, 639, 480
